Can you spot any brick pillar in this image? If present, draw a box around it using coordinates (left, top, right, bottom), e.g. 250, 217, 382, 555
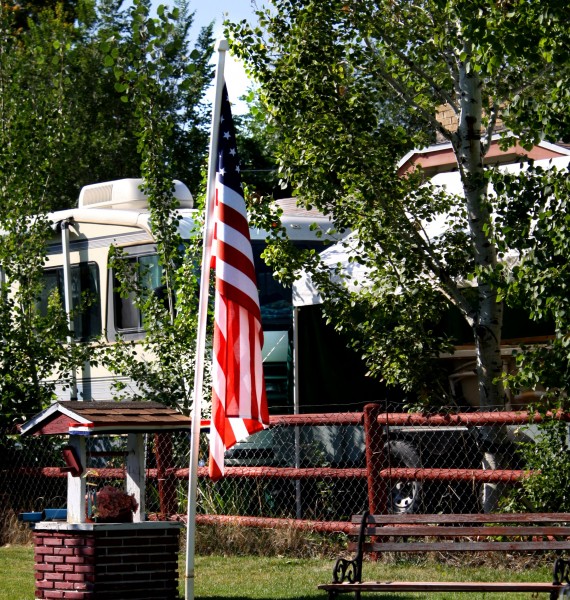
34, 530, 95, 599
33, 522, 183, 599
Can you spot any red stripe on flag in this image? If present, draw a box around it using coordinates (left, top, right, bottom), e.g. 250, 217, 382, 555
216, 201, 251, 241
226, 300, 241, 418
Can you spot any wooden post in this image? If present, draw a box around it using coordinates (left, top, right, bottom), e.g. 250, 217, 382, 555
126, 433, 145, 522
67, 436, 86, 523
363, 403, 389, 514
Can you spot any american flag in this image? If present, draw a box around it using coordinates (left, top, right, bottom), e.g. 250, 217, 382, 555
208, 84, 269, 481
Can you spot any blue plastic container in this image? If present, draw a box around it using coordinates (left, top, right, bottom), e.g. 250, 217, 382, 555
18, 512, 43, 523
43, 509, 67, 521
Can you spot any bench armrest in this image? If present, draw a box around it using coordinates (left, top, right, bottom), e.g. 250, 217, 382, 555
332, 510, 368, 584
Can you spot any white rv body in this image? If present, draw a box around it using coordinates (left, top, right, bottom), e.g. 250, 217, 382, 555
42, 179, 338, 404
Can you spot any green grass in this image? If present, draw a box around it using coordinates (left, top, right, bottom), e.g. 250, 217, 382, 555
0, 545, 555, 600
190, 555, 553, 600
0, 545, 35, 600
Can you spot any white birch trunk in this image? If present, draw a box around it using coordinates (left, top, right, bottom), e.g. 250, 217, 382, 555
455, 47, 506, 511
455, 47, 504, 410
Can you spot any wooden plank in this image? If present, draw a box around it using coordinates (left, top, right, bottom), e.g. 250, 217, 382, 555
318, 581, 564, 593
126, 433, 145, 523
67, 436, 86, 524
353, 513, 570, 525
366, 540, 570, 552
364, 526, 570, 537
378, 467, 527, 483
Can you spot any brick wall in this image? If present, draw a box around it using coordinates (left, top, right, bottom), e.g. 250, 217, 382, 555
33, 523, 182, 599
436, 103, 460, 136
436, 103, 505, 142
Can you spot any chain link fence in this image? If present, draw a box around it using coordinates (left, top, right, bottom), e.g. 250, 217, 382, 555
2, 406, 568, 544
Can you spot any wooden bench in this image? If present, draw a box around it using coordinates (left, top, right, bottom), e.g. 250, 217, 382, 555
318, 512, 570, 599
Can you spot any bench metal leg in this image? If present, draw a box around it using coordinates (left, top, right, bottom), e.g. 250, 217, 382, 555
552, 557, 570, 599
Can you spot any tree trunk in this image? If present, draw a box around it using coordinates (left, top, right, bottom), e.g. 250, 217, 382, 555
455, 49, 505, 410
455, 52, 506, 511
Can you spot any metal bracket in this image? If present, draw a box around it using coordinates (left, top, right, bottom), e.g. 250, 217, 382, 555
332, 510, 368, 584
553, 558, 570, 585
552, 558, 570, 600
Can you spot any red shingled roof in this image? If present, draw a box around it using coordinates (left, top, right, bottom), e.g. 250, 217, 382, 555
20, 401, 193, 436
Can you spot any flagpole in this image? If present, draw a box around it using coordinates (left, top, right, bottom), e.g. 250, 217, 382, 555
185, 38, 229, 600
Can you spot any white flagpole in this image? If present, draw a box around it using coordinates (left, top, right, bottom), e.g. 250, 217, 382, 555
185, 38, 229, 600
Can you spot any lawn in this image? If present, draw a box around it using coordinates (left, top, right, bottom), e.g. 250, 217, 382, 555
0, 545, 34, 600
0, 545, 555, 600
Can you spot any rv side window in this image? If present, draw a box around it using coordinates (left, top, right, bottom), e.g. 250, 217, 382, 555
113, 253, 163, 332
437, 287, 555, 345
111, 240, 326, 334
39, 263, 101, 341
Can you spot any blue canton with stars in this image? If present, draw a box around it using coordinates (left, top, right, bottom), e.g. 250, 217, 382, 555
217, 84, 242, 196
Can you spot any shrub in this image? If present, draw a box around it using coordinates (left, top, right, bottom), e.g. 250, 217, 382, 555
502, 418, 570, 512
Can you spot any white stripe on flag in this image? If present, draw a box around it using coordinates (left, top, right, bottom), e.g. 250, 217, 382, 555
216, 259, 260, 304
228, 418, 250, 444
216, 183, 251, 217
238, 306, 252, 409
214, 222, 255, 264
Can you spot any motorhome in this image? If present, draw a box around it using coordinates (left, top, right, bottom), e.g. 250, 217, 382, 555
40, 178, 338, 407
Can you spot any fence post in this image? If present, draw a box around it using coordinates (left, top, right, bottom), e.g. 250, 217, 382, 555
363, 403, 389, 514
154, 433, 177, 517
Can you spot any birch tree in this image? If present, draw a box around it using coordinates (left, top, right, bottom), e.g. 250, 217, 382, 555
228, 0, 569, 413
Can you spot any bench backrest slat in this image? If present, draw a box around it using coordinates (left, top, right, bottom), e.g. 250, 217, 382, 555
362, 525, 570, 537
365, 540, 570, 553
352, 513, 570, 525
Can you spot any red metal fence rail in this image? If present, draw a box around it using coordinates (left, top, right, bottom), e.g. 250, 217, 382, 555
3, 409, 569, 535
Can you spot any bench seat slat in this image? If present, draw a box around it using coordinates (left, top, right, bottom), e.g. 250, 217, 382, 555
366, 540, 570, 552
319, 581, 564, 593
364, 525, 570, 537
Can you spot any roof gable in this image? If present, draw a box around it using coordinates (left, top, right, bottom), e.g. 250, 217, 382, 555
398, 139, 570, 177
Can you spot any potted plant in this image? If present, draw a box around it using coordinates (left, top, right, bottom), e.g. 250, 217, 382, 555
87, 485, 138, 523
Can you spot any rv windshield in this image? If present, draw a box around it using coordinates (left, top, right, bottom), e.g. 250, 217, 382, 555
252, 240, 326, 330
